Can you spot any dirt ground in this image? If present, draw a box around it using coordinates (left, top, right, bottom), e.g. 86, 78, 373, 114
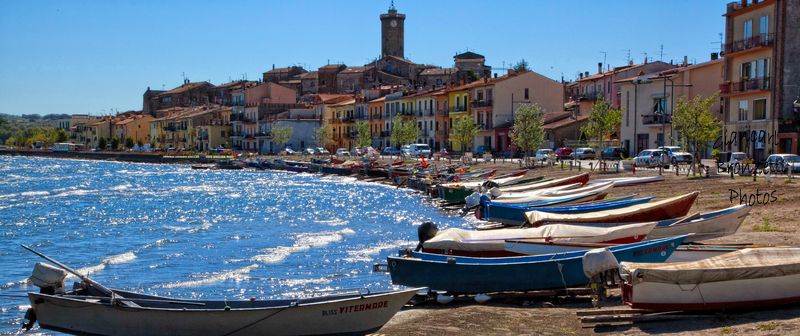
375, 163, 800, 335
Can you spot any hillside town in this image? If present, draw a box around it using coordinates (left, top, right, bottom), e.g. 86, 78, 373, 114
4, 0, 800, 163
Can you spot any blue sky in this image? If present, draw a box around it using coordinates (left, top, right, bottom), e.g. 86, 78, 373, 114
0, 0, 728, 116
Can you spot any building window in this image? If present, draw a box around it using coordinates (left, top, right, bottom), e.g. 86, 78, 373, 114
738, 100, 748, 121
744, 19, 753, 39
653, 98, 667, 114
625, 91, 630, 127
524, 88, 529, 100
753, 99, 767, 120
759, 15, 769, 36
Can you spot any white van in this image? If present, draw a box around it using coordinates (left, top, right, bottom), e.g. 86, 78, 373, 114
402, 144, 432, 157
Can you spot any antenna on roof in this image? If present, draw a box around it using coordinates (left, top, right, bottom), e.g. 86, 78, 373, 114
599, 51, 607, 70
659, 44, 664, 61
710, 33, 723, 51
622, 49, 631, 64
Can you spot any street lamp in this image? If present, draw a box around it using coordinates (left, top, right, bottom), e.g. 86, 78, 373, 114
661, 75, 692, 146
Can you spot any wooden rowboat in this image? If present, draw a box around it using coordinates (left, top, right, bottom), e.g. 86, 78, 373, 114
525, 192, 699, 226
621, 248, 800, 311
21, 246, 419, 336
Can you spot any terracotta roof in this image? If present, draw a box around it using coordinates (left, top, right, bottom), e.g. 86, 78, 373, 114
314, 94, 352, 104
319, 63, 346, 70
279, 79, 302, 85
542, 114, 589, 130
214, 80, 249, 89
454, 51, 485, 60
447, 73, 516, 92
300, 71, 318, 79
159, 82, 212, 96
330, 99, 356, 107
340, 66, 372, 74
420, 67, 456, 76
369, 96, 387, 103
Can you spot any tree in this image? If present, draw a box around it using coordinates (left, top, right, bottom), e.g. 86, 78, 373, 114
511, 103, 545, 164
124, 137, 135, 149
187, 127, 197, 149
98, 137, 107, 150
672, 93, 721, 175
581, 96, 622, 163
450, 117, 478, 153
315, 124, 334, 152
110, 137, 120, 150
390, 116, 419, 149
272, 125, 293, 153
512, 59, 531, 73
5, 136, 16, 146
354, 120, 372, 148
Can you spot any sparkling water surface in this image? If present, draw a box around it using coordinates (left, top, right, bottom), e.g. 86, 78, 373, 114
0, 156, 472, 335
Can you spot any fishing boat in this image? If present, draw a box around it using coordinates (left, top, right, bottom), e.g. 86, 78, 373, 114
480, 181, 614, 206
588, 175, 664, 187
495, 173, 589, 193
21, 245, 419, 336
387, 236, 686, 294
320, 165, 355, 176
420, 221, 657, 257
438, 176, 548, 204
621, 247, 800, 311
524, 192, 699, 226
476, 196, 654, 225
645, 204, 751, 242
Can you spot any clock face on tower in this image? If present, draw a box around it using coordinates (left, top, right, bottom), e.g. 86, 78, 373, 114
390, 20, 397, 27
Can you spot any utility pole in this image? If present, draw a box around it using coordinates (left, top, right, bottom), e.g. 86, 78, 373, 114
600, 51, 608, 70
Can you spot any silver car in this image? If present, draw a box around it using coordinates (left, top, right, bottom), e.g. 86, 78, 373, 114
633, 149, 669, 168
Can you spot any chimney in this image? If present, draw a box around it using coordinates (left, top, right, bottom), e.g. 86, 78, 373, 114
644, 57, 648, 64
483, 77, 488, 83
597, 62, 603, 74
579, 73, 584, 79
741, 0, 747, 6
584, 71, 589, 78
711, 52, 719, 60
683, 56, 688, 66
629, 59, 634, 66
493, 73, 498, 78
272, 64, 275, 70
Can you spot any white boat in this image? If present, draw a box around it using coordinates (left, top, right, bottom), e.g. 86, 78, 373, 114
621, 248, 800, 311
588, 175, 664, 187
505, 241, 749, 263
495, 173, 589, 193
421, 221, 656, 257
646, 204, 751, 242
489, 182, 614, 205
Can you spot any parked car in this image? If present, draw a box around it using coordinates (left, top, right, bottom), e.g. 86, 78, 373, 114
554, 147, 573, 160
658, 146, 692, 165
764, 154, 800, 174
633, 149, 670, 168
601, 146, 628, 160
314, 147, 330, 155
534, 148, 555, 161
336, 148, 351, 157
382, 147, 401, 156
717, 152, 747, 172
571, 147, 596, 160
280, 147, 296, 155
474, 145, 489, 156
303, 148, 315, 155
402, 143, 432, 157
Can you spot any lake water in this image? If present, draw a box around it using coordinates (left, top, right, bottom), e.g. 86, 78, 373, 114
0, 156, 473, 335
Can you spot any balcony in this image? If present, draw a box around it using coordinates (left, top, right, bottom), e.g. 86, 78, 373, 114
399, 110, 414, 116
734, 77, 770, 93
437, 109, 449, 116
450, 107, 468, 114
354, 114, 368, 120
642, 114, 672, 125
380, 131, 391, 137
371, 113, 382, 119
471, 100, 493, 108
722, 34, 774, 55
579, 92, 599, 101
256, 132, 271, 137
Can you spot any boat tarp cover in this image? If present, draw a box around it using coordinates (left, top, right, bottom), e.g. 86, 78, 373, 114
622, 248, 800, 284
525, 192, 699, 224
583, 248, 620, 278
423, 222, 656, 252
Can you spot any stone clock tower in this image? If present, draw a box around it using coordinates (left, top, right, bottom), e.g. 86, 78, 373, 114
380, 3, 405, 58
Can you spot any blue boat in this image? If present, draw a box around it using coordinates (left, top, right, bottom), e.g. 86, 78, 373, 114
387, 235, 686, 294
478, 195, 652, 226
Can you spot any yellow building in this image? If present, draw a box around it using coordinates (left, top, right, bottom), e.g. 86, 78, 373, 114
446, 85, 471, 150
328, 98, 356, 150
112, 114, 154, 147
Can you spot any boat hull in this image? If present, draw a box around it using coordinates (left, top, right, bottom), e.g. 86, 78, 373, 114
28, 289, 418, 336
623, 273, 800, 311
647, 205, 751, 243
389, 236, 684, 294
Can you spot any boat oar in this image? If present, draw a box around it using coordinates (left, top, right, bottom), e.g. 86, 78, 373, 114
21, 244, 114, 297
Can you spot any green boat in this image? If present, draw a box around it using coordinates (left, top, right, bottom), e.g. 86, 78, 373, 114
438, 175, 546, 204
